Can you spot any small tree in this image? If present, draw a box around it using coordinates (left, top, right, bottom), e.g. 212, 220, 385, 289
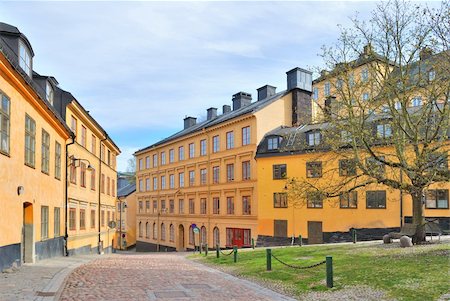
125, 158, 136, 184
287, 0, 449, 243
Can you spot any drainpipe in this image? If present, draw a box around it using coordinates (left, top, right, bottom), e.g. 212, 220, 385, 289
64, 135, 75, 256
98, 135, 108, 254
400, 170, 404, 227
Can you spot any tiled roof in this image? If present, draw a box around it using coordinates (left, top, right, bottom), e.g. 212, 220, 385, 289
117, 183, 136, 198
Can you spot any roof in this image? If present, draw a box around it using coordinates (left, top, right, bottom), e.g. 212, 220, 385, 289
0, 22, 34, 56
135, 90, 290, 155
117, 183, 136, 198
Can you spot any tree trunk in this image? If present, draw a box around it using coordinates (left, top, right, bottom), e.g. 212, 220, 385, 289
411, 191, 425, 243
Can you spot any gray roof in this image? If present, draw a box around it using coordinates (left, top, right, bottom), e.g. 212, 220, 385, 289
135, 90, 290, 154
117, 183, 136, 198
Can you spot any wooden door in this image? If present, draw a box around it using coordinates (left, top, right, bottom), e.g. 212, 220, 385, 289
274, 220, 288, 237
232, 229, 244, 247
307, 221, 323, 244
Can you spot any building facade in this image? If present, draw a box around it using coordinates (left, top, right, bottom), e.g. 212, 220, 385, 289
134, 68, 313, 251
115, 182, 137, 250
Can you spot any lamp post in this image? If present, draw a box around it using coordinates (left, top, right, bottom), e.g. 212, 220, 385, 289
119, 199, 127, 250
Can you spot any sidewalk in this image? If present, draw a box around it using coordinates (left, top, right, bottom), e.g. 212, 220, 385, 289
0, 254, 108, 301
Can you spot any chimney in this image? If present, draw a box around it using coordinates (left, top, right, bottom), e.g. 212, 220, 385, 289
257, 85, 277, 101
324, 96, 338, 120
287, 67, 313, 91
207, 107, 217, 120
363, 43, 373, 55
320, 70, 329, 78
223, 105, 231, 114
232, 92, 252, 110
183, 116, 197, 129
419, 47, 433, 60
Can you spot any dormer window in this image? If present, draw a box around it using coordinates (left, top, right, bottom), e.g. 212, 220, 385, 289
267, 136, 281, 150
46, 81, 54, 105
376, 123, 392, 139
19, 40, 32, 77
307, 131, 321, 146
411, 96, 422, 107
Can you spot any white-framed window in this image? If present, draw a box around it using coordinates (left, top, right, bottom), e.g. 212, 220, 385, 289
361, 68, 369, 82
226, 131, 234, 149
324, 82, 330, 97
212, 136, 219, 153
169, 149, 174, 163
307, 131, 321, 146
267, 137, 280, 150
46, 81, 54, 105
179, 172, 185, 187
179, 146, 185, 160
153, 177, 158, 190
25, 114, 36, 167
169, 174, 175, 189
41, 129, 50, 174
362, 92, 369, 101
153, 154, 158, 167
336, 78, 343, 90
242, 126, 250, 146
377, 123, 392, 139
161, 152, 166, 165
394, 101, 402, 110
428, 70, 436, 81
189, 170, 195, 186
411, 97, 422, 107
341, 130, 352, 143
161, 175, 166, 189
200, 139, 207, 156
139, 179, 144, 192
0, 93, 10, 155
146, 178, 150, 191
19, 40, 32, 77
145, 156, 150, 169
41, 206, 49, 240
189, 143, 195, 158
312, 87, 318, 100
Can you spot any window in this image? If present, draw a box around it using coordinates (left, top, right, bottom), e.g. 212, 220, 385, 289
100, 174, 105, 193
25, 114, 36, 167
19, 40, 32, 77
268, 137, 280, 150
336, 78, 343, 89
161, 200, 166, 211
227, 197, 234, 215
169, 149, 174, 163
179, 199, 184, 214
70, 164, 77, 184
226, 164, 234, 182
189, 226, 195, 245
273, 193, 288, 208
411, 97, 422, 107
138, 222, 143, 238
71, 116, 77, 136
212, 136, 219, 153
179, 172, 185, 187
169, 200, 174, 213
153, 200, 157, 213
79, 209, 86, 230
307, 191, 323, 208
341, 130, 352, 143
139, 158, 143, 171
339, 159, 356, 176
0, 93, 10, 155
139, 179, 144, 192
170, 224, 175, 242
425, 189, 449, 209
324, 82, 330, 97
161, 223, 166, 241
153, 223, 157, 239
40, 130, 50, 174
80, 163, 86, 187
69, 208, 76, 230
55, 142, 61, 179
273, 164, 287, 179
200, 226, 207, 245
395, 101, 402, 110
189, 143, 195, 158
151, 177, 157, 190
145, 222, 149, 238
101, 210, 105, 226
178, 146, 185, 160
213, 166, 220, 184
242, 126, 250, 145
144, 200, 149, 212
213, 197, 220, 214
428, 70, 436, 81
340, 191, 358, 208
349, 74, 355, 87
376, 123, 392, 139
200, 198, 207, 214
306, 161, 322, 178
242, 161, 251, 180
362, 92, 369, 101
366, 191, 386, 208
213, 227, 220, 247
153, 154, 158, 167
146, 178, 150, 191
161, 175, 166, 189
169, 174, 175, 189
189, 199, 195, 214
45, 82, 54, 104
91, 134, 96, 155
200, 139, 207, 156
361, 68, 369, 82
200, 169, 207, 185
307, 131, 321, 146
366, 156, 385, 175
161, 151, 166, 165
88, 168, 95, 191
145, 156, 150, 169
187, 170, 194, 186
242, 196, 251, 215
90, 209, 95, 228
41, 206, 49, 239
226, 228, 233, 246
138, 201, 143, 213
312, 87, 318, 100
226, 131, 234, 149
54, 207, 60, 236
81, 125, 87, 147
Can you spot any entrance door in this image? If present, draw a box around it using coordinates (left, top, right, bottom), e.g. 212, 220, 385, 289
178, 225, 185, 251
307, 221, 323, 244
232, 229, 244, 247
23, 202, 34, 263
274, 220, 288, 237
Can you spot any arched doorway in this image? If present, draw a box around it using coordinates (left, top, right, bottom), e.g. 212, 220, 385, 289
213, 227, 220, 247
178, 224, 185, 251
23, 202, 34, 263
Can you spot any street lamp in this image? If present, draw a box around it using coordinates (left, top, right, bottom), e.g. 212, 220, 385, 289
119, 199, 127, 250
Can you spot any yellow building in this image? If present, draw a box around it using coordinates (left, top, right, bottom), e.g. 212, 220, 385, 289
134, 68, 314, 251
115, 180, 137, 250
0, 23, 71, 270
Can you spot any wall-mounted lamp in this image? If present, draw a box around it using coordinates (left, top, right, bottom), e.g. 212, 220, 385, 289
68, 156, 94, 171
17, 186, 24, 195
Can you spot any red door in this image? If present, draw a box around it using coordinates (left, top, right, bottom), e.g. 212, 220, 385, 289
232, 229, 244, 247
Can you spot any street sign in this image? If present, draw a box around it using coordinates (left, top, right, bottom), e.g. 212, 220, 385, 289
193, 227, 199, 234
191, 223, 197, 228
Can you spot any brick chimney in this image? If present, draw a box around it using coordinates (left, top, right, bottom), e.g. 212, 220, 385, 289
286, 67, 313, 126
257, 85, 277, 101
183, 116, 196, 129
287, 67, 313, 91
232, 92, 252, 110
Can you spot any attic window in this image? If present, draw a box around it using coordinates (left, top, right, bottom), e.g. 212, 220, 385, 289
267, 137, 281, 150
307, 131, 321, 146
46, 81, 54, 105
19, 40, 32, 77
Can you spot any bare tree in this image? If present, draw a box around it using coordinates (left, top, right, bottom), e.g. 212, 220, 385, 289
286, 0, 449, 243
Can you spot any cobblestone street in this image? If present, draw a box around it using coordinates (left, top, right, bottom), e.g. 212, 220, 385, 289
59, 253, 294, 301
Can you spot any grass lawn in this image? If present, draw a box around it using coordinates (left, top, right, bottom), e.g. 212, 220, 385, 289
192, 242, 450, 301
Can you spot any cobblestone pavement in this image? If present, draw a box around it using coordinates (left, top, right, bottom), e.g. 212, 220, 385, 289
0, 255, 100, 301
59, 253, 295, 301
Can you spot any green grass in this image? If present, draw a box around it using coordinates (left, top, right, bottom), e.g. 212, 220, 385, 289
192, 242, 450, 301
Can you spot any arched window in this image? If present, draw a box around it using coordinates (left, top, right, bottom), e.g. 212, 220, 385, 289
200, 226, 207, 245
189, 225, 194, 245
213, 227, 220, 247
145, 222, 149, 238
169, 224, 174, 242
161, 223, 166, 241
138, 222, 142, 238
153, 222, 157, 239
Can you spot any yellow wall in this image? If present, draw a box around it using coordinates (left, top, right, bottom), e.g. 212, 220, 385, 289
115, 192, 137, 249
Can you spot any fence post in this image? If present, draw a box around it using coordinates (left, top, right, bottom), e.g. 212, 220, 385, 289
266, 249, 272, 271
233, 246, 238, 263
216, 244, 219, 258
326, 256, 333, 288
199, 244, 202, 254
298, 235, 302, 247
205, 244, 208, 256
251, 238, 255, 249
352, 229, 357, 244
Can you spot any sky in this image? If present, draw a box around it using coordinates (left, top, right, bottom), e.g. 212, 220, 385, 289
0, 1, 383, 171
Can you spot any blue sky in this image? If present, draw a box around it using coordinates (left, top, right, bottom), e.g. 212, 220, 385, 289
0, 1, 381, 171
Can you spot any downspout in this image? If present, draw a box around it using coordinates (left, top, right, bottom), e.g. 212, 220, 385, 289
400, 170, 404, 227
64, 135, 75, 256
98, 135, 108, 254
